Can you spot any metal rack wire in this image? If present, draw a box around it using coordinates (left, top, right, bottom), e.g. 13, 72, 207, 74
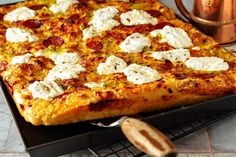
88, 110, 236, 157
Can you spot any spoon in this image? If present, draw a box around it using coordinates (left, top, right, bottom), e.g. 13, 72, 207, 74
91, 116, 177, 157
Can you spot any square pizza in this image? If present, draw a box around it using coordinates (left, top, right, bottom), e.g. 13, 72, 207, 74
0, 0, 235, 125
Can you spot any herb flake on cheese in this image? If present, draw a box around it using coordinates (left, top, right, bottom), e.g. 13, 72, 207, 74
150, 26, 193, 48
120, 9, 158, 26
185, 57, 229, 71
97, 55, 127, 75
151, 48, 190, 63
28, 80, 64, 100
120, 33, 151, 53
45, 63, 85, 81
123, 64, 162, 84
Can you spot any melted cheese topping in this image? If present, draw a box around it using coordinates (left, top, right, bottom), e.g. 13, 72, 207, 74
97, 55, 127, 75
93, 19, 120, 32
28, 80, 64, 100
91, 6, 119, 22
50, 52, 80, 64
45, 63, 85, 81
13, 91, 24, 105
191, 46, 201, 50
82, 26, 100, 40
83, 6, 120, 40
10, 53, 33, 65
120, 9, 158, 26
150, 26, 193, 48
49, 0, 78, 13
185, 57, 229, 71
120, 33, 151, 53
123, 64, 162, 84
151, 48, 190, 63
3, 7, 36, 22
6, 28, 38, 43
84, 82, 105, 89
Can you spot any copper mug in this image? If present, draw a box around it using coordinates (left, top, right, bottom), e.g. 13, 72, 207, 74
175, 0, 236, 44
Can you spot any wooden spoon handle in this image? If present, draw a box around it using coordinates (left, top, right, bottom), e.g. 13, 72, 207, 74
120, 117, 177, 157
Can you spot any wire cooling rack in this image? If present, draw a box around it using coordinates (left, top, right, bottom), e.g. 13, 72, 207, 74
88, 110, 236, 157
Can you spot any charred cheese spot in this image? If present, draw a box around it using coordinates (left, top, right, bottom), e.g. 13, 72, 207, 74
0, 24, 7, 35
167, 88, 173, 94
89, 99, 116, 111
174, 73, 187, 80
0, 62, 8, 72
0, 13, 4, 21
161, 95, 173, 101
20, 104, 25, 111
96, 91, 114, 100
68, 14, 81, 23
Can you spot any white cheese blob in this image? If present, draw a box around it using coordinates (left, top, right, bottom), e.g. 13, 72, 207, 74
45, 63, 85, 81
120, 33, 151, 53
120, 9, 158, 26
92, 19, 120, 32
50, 52, 79, 64
3, 7, 36, 22
28, 80, 64, 100
83, 6, 120, 40
82, 26, 101, 40
150, 26, 193, 48
185, 57, 229, 71
6, 28, 39, 43
97, 55, 127, 75
123, 64, 162, 84
84, 82, 105, 89
151, 48, 190, 63
11, 53, 33, 65
49, 0, 78, 13
91, 6, 119, 22
13, 91, 24, 104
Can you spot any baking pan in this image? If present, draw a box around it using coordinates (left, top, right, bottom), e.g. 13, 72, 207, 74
1, 79, 236, 157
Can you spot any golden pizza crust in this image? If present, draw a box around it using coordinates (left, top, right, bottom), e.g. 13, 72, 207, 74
12, 71, 236, 125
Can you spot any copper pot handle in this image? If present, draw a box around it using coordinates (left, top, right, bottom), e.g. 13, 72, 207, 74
175, 0, 191, 19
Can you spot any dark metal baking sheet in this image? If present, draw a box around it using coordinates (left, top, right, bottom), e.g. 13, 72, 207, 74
90, 110, 236, 157
1, 79, 236, 157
